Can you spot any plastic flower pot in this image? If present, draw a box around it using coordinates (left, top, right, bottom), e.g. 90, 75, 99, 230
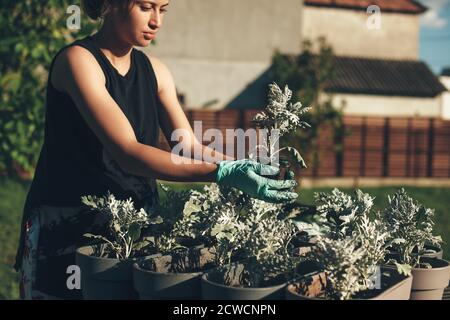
286, 266, 413, 300
75, 245, 160, 300
201, 263, 288, 300
410, 258, 450, 300
133, 247, 215, 299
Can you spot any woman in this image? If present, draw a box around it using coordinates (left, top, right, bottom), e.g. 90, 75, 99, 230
15, 0, 298, 299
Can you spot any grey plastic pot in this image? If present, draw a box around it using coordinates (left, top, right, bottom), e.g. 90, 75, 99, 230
410, 258, 450, 300
75, 245, 159, 300
286, 266, 413, 300
201, 263, 287, 300
133, 247, 215, 299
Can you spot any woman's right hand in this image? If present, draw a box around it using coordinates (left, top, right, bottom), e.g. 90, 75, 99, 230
215, 159, 298, 203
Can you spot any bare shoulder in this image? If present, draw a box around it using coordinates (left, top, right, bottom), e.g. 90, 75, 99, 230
148, 55, 174, 94
51, 45, 105, 93
148, 55, 165, 72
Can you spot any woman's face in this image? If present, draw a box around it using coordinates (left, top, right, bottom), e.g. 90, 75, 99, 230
110, 0, 170, 47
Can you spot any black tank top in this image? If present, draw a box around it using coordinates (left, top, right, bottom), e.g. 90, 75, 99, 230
15, 36, 161, 295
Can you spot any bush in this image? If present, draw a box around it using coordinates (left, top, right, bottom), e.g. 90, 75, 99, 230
0, 1, 96, 178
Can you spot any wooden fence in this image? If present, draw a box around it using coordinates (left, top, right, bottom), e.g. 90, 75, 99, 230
158, 110, 450, 178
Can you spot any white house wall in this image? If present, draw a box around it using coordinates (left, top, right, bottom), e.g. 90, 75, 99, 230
440, 76, 450, 120
328, 94, 442, 118
155, 58, 270, 110
302, 6, 420, 60
142, 0, 304, 109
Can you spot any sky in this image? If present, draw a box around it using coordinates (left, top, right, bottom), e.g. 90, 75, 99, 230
418, 0, 450, 74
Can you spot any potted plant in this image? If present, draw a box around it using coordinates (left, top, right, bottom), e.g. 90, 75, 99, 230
133, 183, 283, 300
132, 183, 289, 300
287, 188, 413, 300
286, 236, 412, 300
76, 191, 162, 299
382, 188, 449, 300
132, 184, 218, 299
200, 193, 300, 300
136, 82, 309, 300
133, 246, 216, 299
251, 82, 311, 178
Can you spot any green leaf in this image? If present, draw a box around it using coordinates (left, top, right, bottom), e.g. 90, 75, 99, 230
183, 199, 201, 217
132, 240, 152, 252
211, 224, 223, 237
1, 71, 22, 93
113, 221, 121, 233
129, 222, 141, 242
395, 263, 412, 276
81, 195, 99, 208
285, 147, 307, 168
149, 215, 163, 225
83, 233, 110, 243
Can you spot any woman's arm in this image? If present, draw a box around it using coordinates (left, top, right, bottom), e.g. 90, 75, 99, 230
53, 45, 218, 182
150, 56, 235, 163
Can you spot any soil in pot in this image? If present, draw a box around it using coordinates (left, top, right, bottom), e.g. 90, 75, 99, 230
421, 245, 444, 259
133, 247, 216, 299
201, 263, 288, 300
289, 234, 318, 257
410, 257, 450, 300
286, 266, 413, 300
75, 245, 159, 300
385, 244, 443, 262
175, 236, 208, 249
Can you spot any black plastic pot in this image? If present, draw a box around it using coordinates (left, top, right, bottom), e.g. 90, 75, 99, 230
201, 263, 288, 300
133, 247, 215, 299
75, 245, 160, 300
286, 266, 413, 300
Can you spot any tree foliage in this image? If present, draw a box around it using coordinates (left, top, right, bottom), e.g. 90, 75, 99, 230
0, 1, 97, 178
271, 37, 348, 174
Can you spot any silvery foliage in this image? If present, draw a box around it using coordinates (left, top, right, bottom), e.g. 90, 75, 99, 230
236, 199, 298, 287
308, 236, 367, 300
251, 82, 311, 168
315, 188, 375, 239
172, 183, 238, 243
81, 191, 163, 259
293, 221, 323, 237
306, 188, 390, 299
144, 184, 193, 254
178, 183, 298, 287
382, 188, 442, 268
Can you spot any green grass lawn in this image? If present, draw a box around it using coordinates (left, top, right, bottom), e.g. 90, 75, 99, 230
0, 177, 30, 300
1, 178, 449, 300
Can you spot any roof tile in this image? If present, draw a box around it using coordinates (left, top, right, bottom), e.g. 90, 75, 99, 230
304, 0, 427, 14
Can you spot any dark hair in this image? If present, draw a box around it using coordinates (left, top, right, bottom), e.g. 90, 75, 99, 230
81, 0, 136, 20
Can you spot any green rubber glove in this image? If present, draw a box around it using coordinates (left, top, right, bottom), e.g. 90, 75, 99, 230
215, 159, 298, 203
